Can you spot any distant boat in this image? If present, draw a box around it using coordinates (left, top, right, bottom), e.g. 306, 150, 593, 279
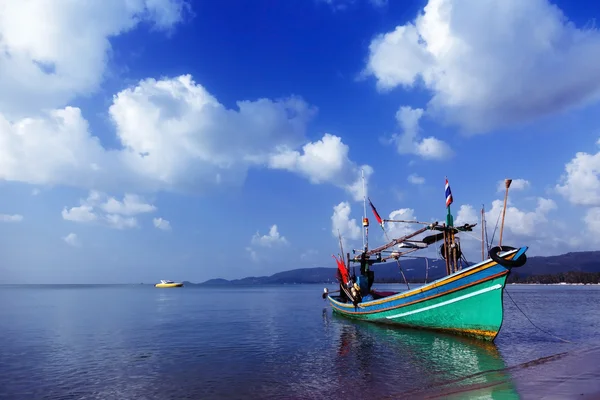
324, 177, 528, 342
154, 280, 183, 288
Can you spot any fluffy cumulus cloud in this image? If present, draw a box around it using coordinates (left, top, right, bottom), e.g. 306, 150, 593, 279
62, 190, 156, 229
63, 233, 80, 247
452, 198, 582, 258
0, 1, 371, 201
153, 217, 171, 231
251, 225, 289, 248
0, 0, 190, 119
556, 140, 600, 237
454, 205, 479, 226
269, 133, 373, 201
364, 0, 600, 134
0, 75, 329, 194
556, 146, 600, 207
456, 197, 557, 242
101, 194, 156, 216
0, 214, 23, 222
0, 73, 369, 199
584, 208, 600, 236
408, 173, 425, 185
331, 202, 362, 249
246, 224, 289, 263
111, 75, 317, 192
486, 197, 556, 237
0, 107, 112, 188
384, 208, 418, 240
390, 106, 453, 160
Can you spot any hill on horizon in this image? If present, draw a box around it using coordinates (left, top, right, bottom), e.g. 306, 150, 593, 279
186, 250, 600, 286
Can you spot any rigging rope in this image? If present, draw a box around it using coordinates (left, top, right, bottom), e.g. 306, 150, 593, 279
504, 288, 573, 343
489, 208, 502, 247
379, 223, 411, 290
460, 230, 484, 242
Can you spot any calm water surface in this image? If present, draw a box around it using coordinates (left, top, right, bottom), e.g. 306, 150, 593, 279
0, 284, 598, 399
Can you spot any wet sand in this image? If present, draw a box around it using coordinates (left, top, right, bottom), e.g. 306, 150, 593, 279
395, 344, 600, 399
508, 344, 600, 399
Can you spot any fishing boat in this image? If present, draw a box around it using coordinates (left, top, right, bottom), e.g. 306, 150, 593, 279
154, 279, 184, 288
324, 177, 528, 341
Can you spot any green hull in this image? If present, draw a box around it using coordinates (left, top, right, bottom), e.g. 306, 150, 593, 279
331, 274, 508, 341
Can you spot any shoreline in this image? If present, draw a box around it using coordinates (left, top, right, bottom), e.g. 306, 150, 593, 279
402, 344, 600, 399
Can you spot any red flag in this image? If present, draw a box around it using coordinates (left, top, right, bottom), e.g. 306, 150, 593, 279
332, 255, 349, 284
368, 198, 383, 227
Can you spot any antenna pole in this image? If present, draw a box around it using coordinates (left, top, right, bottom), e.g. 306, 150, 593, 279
499, 179, 512, 247
481, 204, 485, 261
361, 168, 369, 252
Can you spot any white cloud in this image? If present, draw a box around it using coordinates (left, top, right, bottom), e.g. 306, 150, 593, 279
63, 233, 80, 247
556, 147, 600, 207
0, 75, 321, 194
62, 190, 155, 229
482, 197, 556, 238
0, 0, 189, 119
408, 173, 425, 185
497, 179, 530, 193
390, 106, 453, 160
385, 208, 418, 240
331, 202, 362, 248
455, 204, 478, 226
454, 198, 569, 258
251, 225, 289, 247
110, 75, 316, 192
416, 137, 453, 160
101, 194, 156, 216
105, 214, 138, 230
0, 107, 111, 188
584, 208, 600, 236
62, 205, 97, 223
556, 141, 600, 238
269, 133, 373, 201
246, 224, 289, 264
153, 217, 171, 231
364, 0, 600, 134
0, 214, 23, 222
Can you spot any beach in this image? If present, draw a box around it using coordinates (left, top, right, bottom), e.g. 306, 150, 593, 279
401, 344, 600, 399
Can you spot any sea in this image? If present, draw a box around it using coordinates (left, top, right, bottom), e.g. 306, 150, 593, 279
0, 283, 599, 399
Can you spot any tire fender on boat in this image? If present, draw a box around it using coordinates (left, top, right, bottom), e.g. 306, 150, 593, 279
488, 245, 527, 268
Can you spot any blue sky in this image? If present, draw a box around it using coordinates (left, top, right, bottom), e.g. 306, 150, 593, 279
1, 0, 600, 284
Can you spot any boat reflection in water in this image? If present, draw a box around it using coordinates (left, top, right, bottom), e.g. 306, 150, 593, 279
329, 313, 519, 399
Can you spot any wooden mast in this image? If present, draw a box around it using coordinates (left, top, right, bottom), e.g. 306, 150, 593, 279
499, 179, 512, 247
442, 225, 450, 275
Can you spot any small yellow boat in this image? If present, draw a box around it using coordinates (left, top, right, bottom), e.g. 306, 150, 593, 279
154, 279, 184, 288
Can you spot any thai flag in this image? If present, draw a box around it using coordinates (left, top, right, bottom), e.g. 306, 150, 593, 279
445, 178, 453, 208
368, 198, 384, 227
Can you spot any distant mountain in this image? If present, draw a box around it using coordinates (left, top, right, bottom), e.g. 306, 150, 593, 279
514, 251, 600, 275
191, 250, 600, 286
